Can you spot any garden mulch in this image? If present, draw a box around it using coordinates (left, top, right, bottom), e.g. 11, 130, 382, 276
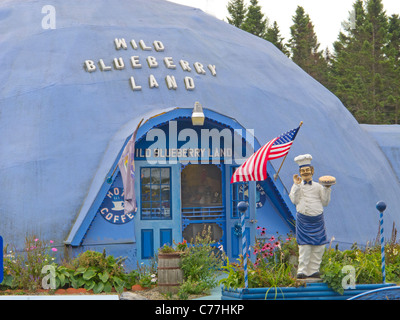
0, 285, 207, 300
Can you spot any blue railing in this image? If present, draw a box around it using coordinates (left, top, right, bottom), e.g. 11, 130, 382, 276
182, 206, 225, 220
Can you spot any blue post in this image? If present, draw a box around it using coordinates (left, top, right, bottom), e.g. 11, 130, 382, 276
237, 201, 249, 290
376, 201, 386, 284
0, 236, 3, 284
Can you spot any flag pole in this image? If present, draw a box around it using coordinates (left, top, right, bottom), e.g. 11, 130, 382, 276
273, 121, 303, 181
106, 118, 144, 183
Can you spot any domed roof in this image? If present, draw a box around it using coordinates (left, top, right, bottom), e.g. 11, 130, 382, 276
1, 0, 399, 248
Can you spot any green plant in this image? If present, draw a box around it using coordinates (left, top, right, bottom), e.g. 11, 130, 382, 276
320, 243, 396, 294
177, 276, 210, 300
159, 244, 176, 254
158, 240, 188, 254
69, 249, 134, 293
175, 239, 188, 252
136, 259, 158, 288
219, 257, 244, 290
2, 236, 58, 291
220, 232, 301, 291
180, 226, 225, 291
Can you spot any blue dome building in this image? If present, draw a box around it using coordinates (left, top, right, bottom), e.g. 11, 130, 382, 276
1, 0, 399, 269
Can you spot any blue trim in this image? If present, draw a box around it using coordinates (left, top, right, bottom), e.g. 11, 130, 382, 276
160, 229, 173, 247
0, 236, 3, 283
141, 229, 154, 259
231, 227, 250, 259
230, 166, 250, 219
258, 175, 296, 233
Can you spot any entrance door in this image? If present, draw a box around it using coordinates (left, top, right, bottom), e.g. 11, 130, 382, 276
180, 164, 225, 248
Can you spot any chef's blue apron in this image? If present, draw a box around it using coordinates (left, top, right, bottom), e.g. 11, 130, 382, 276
296, 212, 328, 246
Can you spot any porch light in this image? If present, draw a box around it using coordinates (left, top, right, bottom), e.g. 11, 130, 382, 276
191, 101, 205, 126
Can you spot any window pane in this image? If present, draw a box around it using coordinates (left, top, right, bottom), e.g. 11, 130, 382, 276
141, 184, 151, 201
152, 202, 161, 218
141, 202, 152, 219
161, 185, 170, 200
151, 168, 161, 184
151, 184, 160, 201
181, 164, 222, 208
161, 168, 170, 184
141, 168, 150, 185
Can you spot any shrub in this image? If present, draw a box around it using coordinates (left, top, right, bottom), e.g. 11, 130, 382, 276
177, 226, 225, 298
2, 236, 58, 291
68, 249, 137, 293
180, 226, 225, 287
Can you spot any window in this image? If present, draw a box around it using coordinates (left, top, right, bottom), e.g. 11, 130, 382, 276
181, 164, 222, 208
231, 167, 249, 218
141, 167, 171, 220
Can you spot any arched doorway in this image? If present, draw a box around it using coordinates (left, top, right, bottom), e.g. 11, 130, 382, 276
181, 164, 225, 247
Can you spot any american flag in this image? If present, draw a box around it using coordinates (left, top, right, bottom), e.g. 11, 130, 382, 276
231, 126, 301, 183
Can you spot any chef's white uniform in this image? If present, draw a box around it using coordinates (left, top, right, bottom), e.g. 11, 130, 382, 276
289, 181, 331, 276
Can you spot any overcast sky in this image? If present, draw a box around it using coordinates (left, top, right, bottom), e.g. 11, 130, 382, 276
167, 0, 400, 50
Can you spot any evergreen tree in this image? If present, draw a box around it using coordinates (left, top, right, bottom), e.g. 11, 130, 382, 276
241, 0, 268, 38
288, 6, 329, 87
330, 0, 367, 121
385, 14, 400, 123
226, 0, 247, 28
264, 21, 289, 56
331, 0, 390, 123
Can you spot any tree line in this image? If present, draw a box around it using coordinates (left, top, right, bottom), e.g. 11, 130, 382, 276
226, 0, 400, 124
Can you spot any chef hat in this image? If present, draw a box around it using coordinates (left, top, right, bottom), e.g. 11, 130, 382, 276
294, 154, 312, 167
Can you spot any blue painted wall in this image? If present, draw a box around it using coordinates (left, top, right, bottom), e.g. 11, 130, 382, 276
361, 125, 400, 183
1, 0, 400, 260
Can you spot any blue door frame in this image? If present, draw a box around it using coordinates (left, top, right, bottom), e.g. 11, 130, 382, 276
180, 163, 227, 251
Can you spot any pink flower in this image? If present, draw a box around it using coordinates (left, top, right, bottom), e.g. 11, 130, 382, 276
269, 236, 275, 242
264, 243, 271, 250
34, 238, 39, 242
51, 248, 58, 252
50, 240, 54, 244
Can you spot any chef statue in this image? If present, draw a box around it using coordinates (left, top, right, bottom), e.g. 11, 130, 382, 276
289, 154, 335, 279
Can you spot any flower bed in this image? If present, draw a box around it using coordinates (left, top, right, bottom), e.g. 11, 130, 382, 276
1, 228, 225, 300
219, 227, 400, 300
1, 236, 146, 294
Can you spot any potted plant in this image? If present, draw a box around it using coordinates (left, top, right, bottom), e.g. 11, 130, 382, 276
157, 241, 187, 294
